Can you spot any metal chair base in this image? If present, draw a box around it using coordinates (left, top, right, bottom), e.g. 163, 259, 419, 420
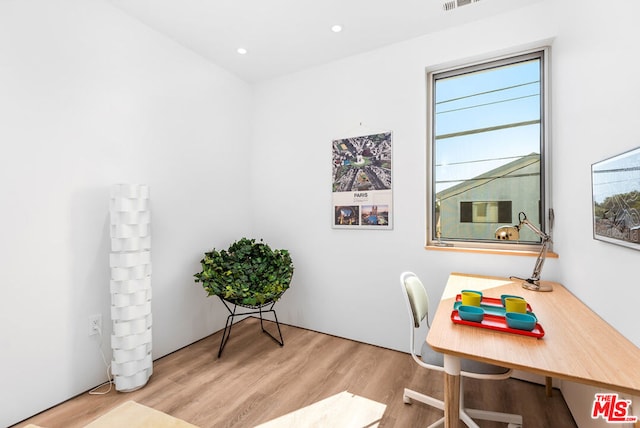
217, 296, 284, 358
403, 380, 522, 428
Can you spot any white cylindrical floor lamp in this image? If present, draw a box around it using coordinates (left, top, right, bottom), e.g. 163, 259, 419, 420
109, 184, 153, 392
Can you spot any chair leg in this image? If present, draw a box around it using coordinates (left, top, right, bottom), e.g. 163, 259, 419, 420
403, 388, 445, 410
459, 410, 480, 428
427, 417, 445, 428
402, 386, 521, 427
403, 388, 446, 428
217, 311, 236, 358
458, 377, 522, 427
259, 306, 284, 346
216, 298, 285, 357
464, 408, 522, 426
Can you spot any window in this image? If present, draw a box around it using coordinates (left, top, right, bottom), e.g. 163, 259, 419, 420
428, 49, 550, 249
460, 201, 512, 224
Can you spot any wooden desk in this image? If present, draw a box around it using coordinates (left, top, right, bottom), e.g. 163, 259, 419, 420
426, 273, 640, 427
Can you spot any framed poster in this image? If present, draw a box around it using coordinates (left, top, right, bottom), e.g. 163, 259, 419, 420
332, 131, 392, 229
592, 146, 640, 250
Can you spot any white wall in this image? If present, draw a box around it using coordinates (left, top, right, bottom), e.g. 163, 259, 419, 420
0, 1, 252, 426
251, 2, 562, 351
4, 0, 640, 426
251, 0, 640, 426
548, 1, 640, 426
549, 0, 640, 346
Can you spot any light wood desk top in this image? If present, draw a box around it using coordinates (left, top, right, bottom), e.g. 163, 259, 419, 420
427, 272, 640, 397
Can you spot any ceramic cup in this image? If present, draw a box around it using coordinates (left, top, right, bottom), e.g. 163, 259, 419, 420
504, 297, 527, 313
505, 312, 536, 331
458, 305, 484, 322
461, 291, 482, 306
500, 294, 522, 307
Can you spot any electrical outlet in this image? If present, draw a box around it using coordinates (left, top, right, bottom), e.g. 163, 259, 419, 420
89, 314, 102, 336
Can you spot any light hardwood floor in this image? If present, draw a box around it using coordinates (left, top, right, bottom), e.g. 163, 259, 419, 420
15, 318, 577, 428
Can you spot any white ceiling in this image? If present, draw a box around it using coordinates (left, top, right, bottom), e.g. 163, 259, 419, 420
106, 0, 541, 83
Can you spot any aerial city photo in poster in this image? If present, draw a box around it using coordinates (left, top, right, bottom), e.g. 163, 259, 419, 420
332, 131, 392, 229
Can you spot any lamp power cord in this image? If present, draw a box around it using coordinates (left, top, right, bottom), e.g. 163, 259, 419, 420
89, 324, 113, 395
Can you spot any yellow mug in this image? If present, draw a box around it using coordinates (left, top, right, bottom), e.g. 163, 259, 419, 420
461, 291, 482, 306
505, 297, 527, 314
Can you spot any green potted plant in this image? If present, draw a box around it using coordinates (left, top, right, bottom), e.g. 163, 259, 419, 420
194, 238, 294, 307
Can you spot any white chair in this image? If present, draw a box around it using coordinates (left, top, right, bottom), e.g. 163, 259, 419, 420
400, 271, 523, 428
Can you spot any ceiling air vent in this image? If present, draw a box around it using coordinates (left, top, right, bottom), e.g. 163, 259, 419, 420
443, 0, 480, 11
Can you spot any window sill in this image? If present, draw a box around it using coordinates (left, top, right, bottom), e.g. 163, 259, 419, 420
425, 245, 558, 258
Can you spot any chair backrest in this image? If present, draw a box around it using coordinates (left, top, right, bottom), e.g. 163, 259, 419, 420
400, 272, 430, 328
400, 271, 444, 370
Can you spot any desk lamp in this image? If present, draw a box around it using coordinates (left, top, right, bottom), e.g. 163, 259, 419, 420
495, 211, 553, 292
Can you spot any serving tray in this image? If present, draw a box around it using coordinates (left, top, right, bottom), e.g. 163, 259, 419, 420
451, 310, 545, 338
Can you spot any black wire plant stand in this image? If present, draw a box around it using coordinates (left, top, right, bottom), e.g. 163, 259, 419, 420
216, 293, 284, 358
194, 238, 294, 358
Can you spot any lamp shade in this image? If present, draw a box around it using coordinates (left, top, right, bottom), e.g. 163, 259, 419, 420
109, 184, 153, 391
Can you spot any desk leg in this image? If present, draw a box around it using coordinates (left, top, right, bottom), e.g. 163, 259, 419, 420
545, 376, 553, 397
443, 354, 461, 428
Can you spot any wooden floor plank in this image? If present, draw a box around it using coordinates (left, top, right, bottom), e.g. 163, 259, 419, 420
14, 318, 577, 428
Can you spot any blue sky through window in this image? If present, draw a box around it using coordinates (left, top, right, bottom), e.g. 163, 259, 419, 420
434, 58, 541, 193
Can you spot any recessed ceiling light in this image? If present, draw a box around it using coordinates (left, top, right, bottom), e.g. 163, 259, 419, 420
237, 48, 247, 55
331, 25, 342, 33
